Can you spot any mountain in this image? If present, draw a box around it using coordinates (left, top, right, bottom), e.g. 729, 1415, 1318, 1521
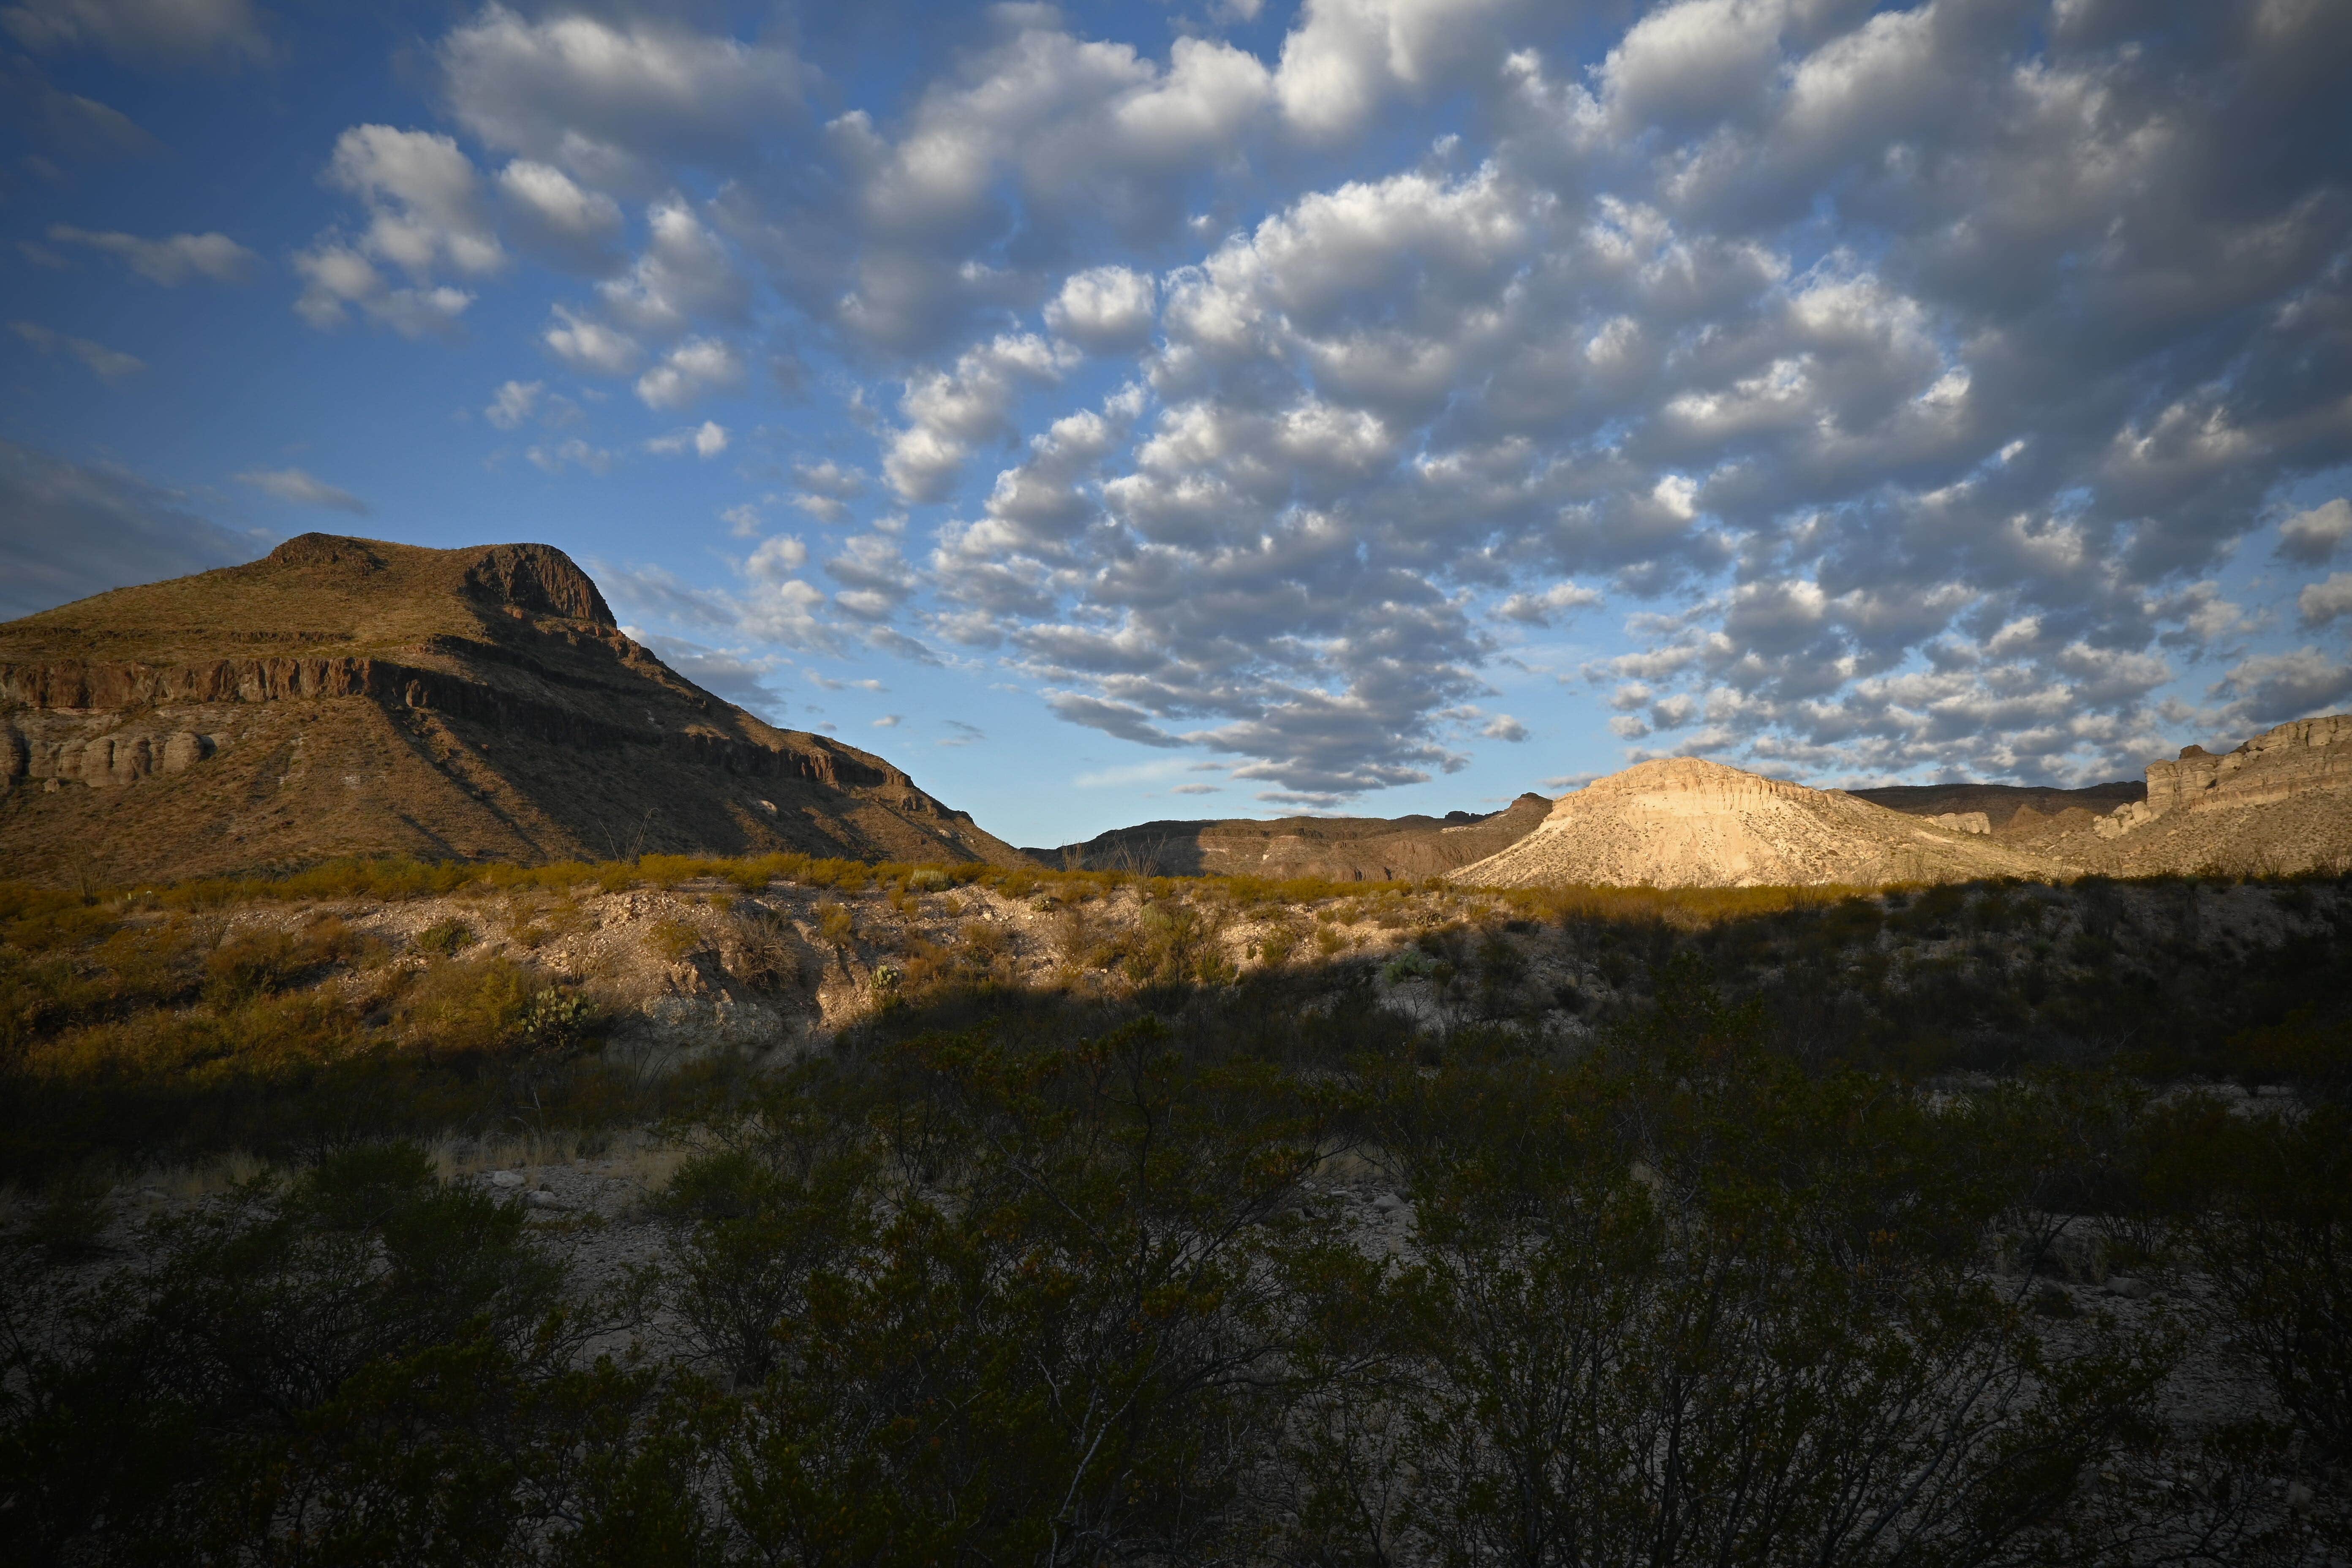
1025, 793, 1556, 880
0, 533, 1026, 884
1451, 759, 2068, 889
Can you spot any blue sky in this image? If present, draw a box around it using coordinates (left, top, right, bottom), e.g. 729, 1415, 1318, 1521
3, 0, 2350, 850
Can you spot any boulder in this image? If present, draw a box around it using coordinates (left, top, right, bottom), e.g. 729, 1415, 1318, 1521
161, 731, 211, 773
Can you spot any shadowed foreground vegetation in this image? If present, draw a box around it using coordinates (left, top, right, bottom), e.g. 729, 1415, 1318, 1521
0, 855, 1902, 1186
4, 856, 2352, 1562
6, 977, 2352, 1563
3, 855, 2348, 1184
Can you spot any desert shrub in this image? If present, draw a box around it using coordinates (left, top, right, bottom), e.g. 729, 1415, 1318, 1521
960, 919, 1007, 966
15, 1168, 116, 1259
658, 1086, 880, 1388
648, 917, 705, 961
719, 911, 803, 991
92, 918, 207, 1005
2230, 1008, 2352, 1097
200, 919, 362, 1008
1279, 988, 2184, 1567
1051, 905, 1096, 973
23, 989, 369, 1085
393, 955, 538, 1056
1382, 946, 1437, 983
710, 1017, 1339, 1563
813, 901, 855, 950
412, 917, 475, 957
0, 947, 101, 1057
2145, 1096, 2352, 1465
1255, 917, 1304, 969
4, 900, 119, 955
8, 953, 2343, 1560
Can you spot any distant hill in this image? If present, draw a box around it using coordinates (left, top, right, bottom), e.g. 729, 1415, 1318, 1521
1848, 781, 2144, 833
1448, 720, 2352, 889
0, 533, 1026, 883
1025, 793, 1555, 881
1452, 760, 2062, 889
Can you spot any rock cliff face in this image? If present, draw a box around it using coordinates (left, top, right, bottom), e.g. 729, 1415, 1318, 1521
1452, 758, 2064, 889
2096, 716, 2352, 837
2075, 714, 2352, 874
0, 534, 1026, 884
1027, 794, 1555, 880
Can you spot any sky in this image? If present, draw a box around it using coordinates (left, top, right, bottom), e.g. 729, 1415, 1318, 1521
2, 0, 2350, 850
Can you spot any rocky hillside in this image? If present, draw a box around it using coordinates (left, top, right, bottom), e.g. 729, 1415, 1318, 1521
0, 533, 1026, 884
1453, 759, 2070, 889
1025, 792, 1555, 879
2063, 713, 2352, 875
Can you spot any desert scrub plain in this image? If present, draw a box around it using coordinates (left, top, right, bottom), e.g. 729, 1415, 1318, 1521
4, 854, 2352, 1563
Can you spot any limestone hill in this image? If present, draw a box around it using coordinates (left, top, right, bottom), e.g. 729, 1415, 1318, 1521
1026, 792, 1555, 880
1451, 759, 2065, 889
0, 533, 1025, 883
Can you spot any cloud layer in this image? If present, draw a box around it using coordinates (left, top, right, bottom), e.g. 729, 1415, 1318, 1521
70, 0, 2352, 803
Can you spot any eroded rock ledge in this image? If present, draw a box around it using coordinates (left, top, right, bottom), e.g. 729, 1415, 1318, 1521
2095, 715, 2352, 839
0, 656, 925, 805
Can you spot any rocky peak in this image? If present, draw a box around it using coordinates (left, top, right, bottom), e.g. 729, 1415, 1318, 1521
461, 542, 616, 626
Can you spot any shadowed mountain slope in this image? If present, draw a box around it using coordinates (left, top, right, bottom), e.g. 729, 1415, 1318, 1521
1848, 781, 2145, 834
0, 533, 1025, 883
1025, 792, 1555, 880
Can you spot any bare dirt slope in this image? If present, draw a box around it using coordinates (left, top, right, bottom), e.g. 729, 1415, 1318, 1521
1452, 758, 2067, 889
0, 533, 1026, 883
1028, 792, 1555, 880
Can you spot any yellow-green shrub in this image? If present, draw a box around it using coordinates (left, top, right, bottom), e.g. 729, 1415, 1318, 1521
392, 955, 539, 1056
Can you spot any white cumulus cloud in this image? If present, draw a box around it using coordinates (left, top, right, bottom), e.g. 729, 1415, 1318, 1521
635, 337, 743, 409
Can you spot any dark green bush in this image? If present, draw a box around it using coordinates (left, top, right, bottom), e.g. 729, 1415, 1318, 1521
412, 917, 476, 957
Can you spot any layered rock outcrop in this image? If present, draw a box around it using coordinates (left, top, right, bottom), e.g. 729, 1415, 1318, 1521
5, 721, 217, 788
2095, 716, 2352, 839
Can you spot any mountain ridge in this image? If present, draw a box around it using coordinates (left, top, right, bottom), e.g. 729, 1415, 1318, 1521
1021, 792, 1556, 880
